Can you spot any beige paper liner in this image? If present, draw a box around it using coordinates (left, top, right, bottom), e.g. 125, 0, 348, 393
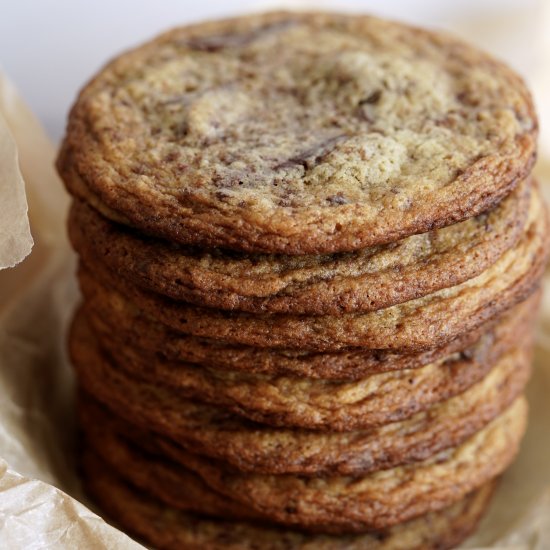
0, 79, 32, 270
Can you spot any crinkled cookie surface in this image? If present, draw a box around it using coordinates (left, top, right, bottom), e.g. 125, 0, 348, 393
58, 11, 537, 253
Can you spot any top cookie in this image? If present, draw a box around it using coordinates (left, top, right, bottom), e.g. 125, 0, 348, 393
57, 11, 537, 254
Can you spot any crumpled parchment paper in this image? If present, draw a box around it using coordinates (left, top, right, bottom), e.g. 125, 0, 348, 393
0, 80, 32, 270
0, 11, 549, 547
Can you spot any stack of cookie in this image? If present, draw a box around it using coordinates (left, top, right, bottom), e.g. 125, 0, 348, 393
57, 12, 548, 550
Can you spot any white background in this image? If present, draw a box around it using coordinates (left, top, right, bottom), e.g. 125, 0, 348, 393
0, 0, 547, 142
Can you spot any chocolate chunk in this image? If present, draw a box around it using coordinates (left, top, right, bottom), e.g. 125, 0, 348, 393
358, 90, 382, 106
163, 151, 180, 163
275, 135, 348, 171
326, 193, 349, 205
456, 91, 480, 107
185, 20, 299, 52
215, 191, 229, 202
459, 349, 475, 361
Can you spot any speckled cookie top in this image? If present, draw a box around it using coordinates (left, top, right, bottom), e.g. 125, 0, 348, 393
58, 11, 537, 253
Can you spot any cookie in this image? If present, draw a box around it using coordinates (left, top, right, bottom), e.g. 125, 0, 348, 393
57, 12, 537, 254
80, 421, 264, 524
60, 10, 543, 547
82, 449, 496, 549
68, 178, 530, 315
84, 290, 540, 379
77, 188, 548, 352
80, 417, 265, 525
79, 396, 524, 533
72, 329, 530, 475
80, 397, 502, 535
74, 306, 531, 430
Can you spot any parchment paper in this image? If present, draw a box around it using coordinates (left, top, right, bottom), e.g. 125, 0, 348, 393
0, 79, 32, 270
0, 17, 549, 549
